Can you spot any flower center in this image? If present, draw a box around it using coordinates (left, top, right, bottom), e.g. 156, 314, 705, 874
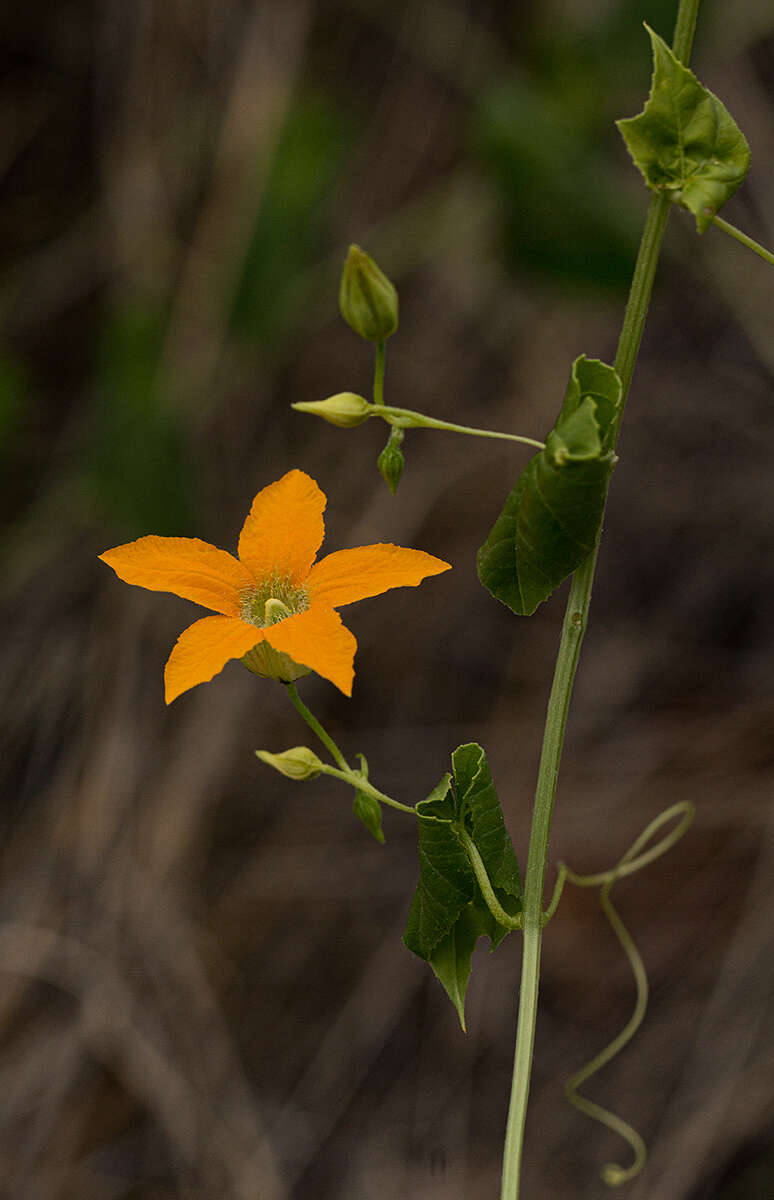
240, 577, 309, 627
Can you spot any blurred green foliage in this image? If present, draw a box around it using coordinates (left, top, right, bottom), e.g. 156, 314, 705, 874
473, 0, 680, 290
90, 304, 191, 537
230, 96, 352, 344
86, 97, 353, 536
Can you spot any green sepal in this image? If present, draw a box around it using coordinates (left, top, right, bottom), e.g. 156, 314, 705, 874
403, 744, 522, 1028
617, 26, 750, 233
351, 754, 385, 844
377, 426, 405, 493
477, 356, 622, 616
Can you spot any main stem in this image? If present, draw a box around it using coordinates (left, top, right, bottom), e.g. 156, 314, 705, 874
500, 150, 682, 1200
500, 0, 703, 1157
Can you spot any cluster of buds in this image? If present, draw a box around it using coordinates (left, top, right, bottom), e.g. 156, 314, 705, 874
295, 243, 405, 492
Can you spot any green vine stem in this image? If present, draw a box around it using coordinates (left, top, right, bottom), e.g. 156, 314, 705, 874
320, 763, 416, 815
711, 214, 774, 267
285, 681, 417, 816
373, 340, 386, 406
544, 801, 696, 920
558, 802, 693, 1185
378, 405, 546, 449
285, 681, 350, 771
500, 5, 701, 1197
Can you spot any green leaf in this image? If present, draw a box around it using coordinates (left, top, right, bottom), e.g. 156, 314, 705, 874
617, 25, 750, 232
427, 906, 490, 1031
478, 356, 622, 616
451, 744, 522, 940
403, 746, 522, 1027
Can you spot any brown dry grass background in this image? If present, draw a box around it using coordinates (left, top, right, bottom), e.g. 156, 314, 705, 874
3, 1, 774, 1197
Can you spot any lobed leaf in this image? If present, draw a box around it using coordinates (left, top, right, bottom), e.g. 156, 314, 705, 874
477, 356, 622, 616
617, 26, 750, 232
403, 745, 522, 1027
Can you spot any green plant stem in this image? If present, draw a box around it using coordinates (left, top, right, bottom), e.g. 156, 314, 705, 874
671, 0, 700, 62
500, 185, 678, 1200
285, 682, 416, 816
564, 871, 649, 1189
378, 405, 545, 450
320, 764, 416, 815
496, 6, 707, 1161
458, 828, 523, 930
285, 682, 350, 771
374, 340, 386, 406
711, 215, 774, 267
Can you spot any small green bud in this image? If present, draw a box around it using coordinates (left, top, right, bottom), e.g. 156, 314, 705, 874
353, 789, 385, 844
377, 426, 405, 494
292, 393, 372, 428
339, 245, 398, 342
255, 746, 323, 780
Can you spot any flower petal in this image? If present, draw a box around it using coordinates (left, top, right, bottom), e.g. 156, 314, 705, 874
263, 605, 356, 696
164, 615, 264, 703
238, 470, 326, 585
100, 537, 254, 617
306, 543, 451, 607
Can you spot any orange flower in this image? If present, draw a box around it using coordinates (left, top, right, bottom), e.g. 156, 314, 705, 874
99, 469, 451, 703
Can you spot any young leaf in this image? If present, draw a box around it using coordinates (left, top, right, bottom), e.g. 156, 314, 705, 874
403, 779, 475, 963
477, 356, 622, 616
403, 745, 522, 1027
617, 26, 750, 233
451, 743, 522, 935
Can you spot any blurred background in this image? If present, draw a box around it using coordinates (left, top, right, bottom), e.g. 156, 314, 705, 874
3, 0, 774, 1196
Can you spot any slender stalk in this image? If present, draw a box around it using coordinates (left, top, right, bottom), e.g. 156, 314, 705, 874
285, 682, 350, 771
285, 683, 416, 815
671, 0, 701, 62
320, 764, 416, 815
379, 406, 545, 450
374, 340, 386, 406
711, 215, 774, 267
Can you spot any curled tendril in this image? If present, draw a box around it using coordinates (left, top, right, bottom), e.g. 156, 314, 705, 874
544, 801, 695, 1187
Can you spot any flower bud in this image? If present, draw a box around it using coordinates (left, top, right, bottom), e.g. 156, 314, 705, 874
377, 426, 405, 494
353, 789, 385, 844
292, 392, 372, 428
339, 245, 398, 342
255, 746, 323, 780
